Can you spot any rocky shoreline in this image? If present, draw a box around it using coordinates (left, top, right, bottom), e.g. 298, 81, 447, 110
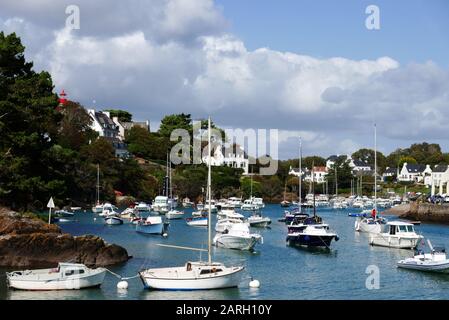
384, 202, 449, 224
0, 207, 130, 268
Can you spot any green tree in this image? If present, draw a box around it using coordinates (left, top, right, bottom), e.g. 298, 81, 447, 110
158, 113, 192, 138
126, 126, 169, 160
398, 156, 417, 169
104, 109, 132, 122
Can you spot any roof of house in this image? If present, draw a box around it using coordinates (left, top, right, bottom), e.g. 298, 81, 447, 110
327, 155, 339, 161
383, 167, 397, 174
313, 166, 327, 172
404, 164, 426, 173
94, 112, 117, 130
433, 164, 449, 173
352, 159, 371, 167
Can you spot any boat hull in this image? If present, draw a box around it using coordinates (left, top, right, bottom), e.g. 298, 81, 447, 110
213, 234, 261, 251
104, 217, 123, 225
7, 270, 106, 291
397, 260, 449, 273
186, 218, 208, 227
139, 268, 244, 290
286, 234, 337, 247
136, 222, 164, 234
355, 219, 382, 233
369, 235, 422, 249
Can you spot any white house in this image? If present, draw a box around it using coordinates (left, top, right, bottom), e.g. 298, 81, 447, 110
304, 166, 328, 183
427, 165, 449, 191
349, 159, 372, 172
202, 144, 249, 175
382, 167, 397, 181
326, 155, 350, 169
398, 162, 432, 183
87, 109, 128, 158
288, 166, 306, 177
112, 117, 150, 141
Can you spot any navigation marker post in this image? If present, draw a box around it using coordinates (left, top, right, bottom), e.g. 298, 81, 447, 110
47, 197, 55, 224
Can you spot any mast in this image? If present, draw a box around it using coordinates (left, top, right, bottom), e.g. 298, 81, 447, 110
169, 153, 173, 209
312, 162, 316, 218
96, 164, 100, 205
298, 137, 302, 213
335, 164, 338, 198
207, 117, 212, 264
374, 123, 377, 218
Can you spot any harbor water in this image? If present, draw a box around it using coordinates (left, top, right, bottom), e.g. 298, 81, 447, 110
2, 204, 449, 300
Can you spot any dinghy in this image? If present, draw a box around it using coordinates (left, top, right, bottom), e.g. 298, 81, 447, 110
213, 223, 263, 251
397, 240, 449, 273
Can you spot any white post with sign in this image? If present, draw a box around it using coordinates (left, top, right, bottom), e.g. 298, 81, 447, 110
47, 197, 55, 224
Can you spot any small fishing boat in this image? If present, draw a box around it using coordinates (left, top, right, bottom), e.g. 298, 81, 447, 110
54, 210, 75, 218
6, 263, 106, 290
136, 216, 166, 235
152, 196, 169, 214
247, 213, 271, 228
213, 223, 263, 251
217, 209, 244, 220
104, 215, 124, 225
99, 203, 118, 217
369, 221, 423, 249
397, 240, 449, 273
286, 223, 339, 248
186, 216, 208, 227
166, 209, 185, 220
135, 202, 151, 213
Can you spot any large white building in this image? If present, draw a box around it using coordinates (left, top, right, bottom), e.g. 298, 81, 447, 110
398, 162, 432, 183
202, 144, 249, 174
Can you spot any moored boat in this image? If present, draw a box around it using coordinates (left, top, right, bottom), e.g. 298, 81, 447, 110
6, 263, 106, 290
369, 221, 423, 249
397, 240, 449, 273
213, 223, 263, 251
136, 216, 167, 235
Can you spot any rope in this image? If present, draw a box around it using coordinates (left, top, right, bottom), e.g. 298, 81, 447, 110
105, 268, 140, 280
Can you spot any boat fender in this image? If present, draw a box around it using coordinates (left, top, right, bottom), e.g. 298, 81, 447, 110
117, 280, 128, 290
335, 236, 340, 242
162, 233, 168, 237
249, 279, 260, 288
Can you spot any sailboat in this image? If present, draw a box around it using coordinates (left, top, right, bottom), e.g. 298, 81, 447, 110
92, 164, 103, 213
355, 124, 387, 233
280, 181, 291, 207
139, 117, 244, 290
166, 153, 185, 220
286, 157, 339, 248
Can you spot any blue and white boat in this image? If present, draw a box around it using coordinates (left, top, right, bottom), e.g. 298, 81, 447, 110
136, 216, 166, 235
186, 216, 208, 227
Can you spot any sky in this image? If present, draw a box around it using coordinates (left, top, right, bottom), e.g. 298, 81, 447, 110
1, 0, 449, 160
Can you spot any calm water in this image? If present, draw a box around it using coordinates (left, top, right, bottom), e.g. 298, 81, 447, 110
2, 204, 449, 300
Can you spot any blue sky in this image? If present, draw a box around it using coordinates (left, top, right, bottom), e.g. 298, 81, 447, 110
217, 0, 449, 67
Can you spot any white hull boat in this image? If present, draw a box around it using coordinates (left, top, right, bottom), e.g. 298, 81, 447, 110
139, 262, 243, 290
355, 217, 387, 233
165, 210, 184, 220
6, 263, 106, 290
215, 218, 247, 233
247, 215, 271, 228
213, 223, 263, 251
186, 216, 208, 227
398, 240, 449, 273
369, 221, 423, 249
104, 215, 124, 225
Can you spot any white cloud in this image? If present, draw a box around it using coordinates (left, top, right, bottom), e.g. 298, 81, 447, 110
1, 1, 449, 159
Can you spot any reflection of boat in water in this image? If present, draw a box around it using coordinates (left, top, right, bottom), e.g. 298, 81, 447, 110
6, 263, 106, 290
398, 240, 449, 273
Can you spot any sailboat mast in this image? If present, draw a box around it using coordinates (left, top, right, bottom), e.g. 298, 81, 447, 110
312, 162, 316, 217
96, 164, 100, 205
299, 137, 302, 213
374, 123, 377, 217
169, 153, 173, 209
335, 164, 338, 198
207, 116, 212, 264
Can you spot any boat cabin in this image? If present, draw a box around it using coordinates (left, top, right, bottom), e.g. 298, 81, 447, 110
386, 222, 417, 235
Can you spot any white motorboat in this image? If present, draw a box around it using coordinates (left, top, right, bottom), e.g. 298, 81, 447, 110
215, 218, 247, 233
241, 199, 259, 211
217, 208, 244, 220
166, 209, 185, 220
152, 196, 169, 214
204, 199, 218, 213
182, 197, 194, 208
139, 117, 244, 290
186, 216, 208, 227
397, 240, 449, 273
369, 221, 423, 249
104, 215, 124, 225
136, 216, 166, 234
247, 214, 271, 228
99, 202, 118, 217
228, 197, 242, 208
135, 202, 151, 213
6, 263, 106, 290
213, 223, 263, 251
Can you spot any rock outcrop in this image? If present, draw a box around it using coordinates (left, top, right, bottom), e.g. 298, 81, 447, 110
385, 202, 449, 224
0, 207, 130, 268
